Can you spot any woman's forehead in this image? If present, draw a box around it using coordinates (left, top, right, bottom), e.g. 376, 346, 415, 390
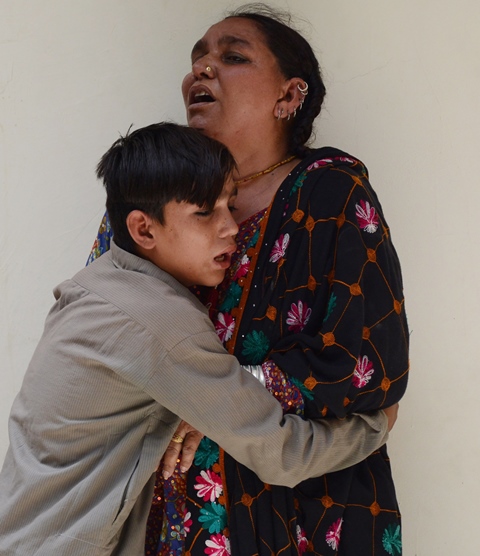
193, 17, 268, 52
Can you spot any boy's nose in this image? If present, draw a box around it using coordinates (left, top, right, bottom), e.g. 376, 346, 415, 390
222, 212, 239, 237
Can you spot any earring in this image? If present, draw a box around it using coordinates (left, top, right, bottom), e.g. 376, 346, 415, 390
277, 107, 284, 120
297, 82, 309, 95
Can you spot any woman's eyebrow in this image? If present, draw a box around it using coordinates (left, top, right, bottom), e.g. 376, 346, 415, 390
218, 35, 252, 49
191, 35, 252, 59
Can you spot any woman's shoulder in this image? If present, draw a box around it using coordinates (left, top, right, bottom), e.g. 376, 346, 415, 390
299, 146, 369, 178
299, 148, 391, 231
288, 147, 370, 201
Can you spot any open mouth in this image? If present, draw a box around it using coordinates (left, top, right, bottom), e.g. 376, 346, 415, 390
214, 246, 235, 265
189, 87, 216, 106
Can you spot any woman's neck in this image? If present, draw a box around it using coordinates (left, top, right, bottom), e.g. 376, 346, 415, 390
226, 132, 298, 222
232, 156, 299, 223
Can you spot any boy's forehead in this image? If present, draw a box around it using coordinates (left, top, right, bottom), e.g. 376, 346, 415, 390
220, 178, 238, 199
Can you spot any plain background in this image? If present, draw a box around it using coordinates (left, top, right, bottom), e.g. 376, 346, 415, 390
1, 1, 479, 554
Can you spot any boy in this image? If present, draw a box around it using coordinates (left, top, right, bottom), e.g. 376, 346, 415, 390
0, 123, 391, 555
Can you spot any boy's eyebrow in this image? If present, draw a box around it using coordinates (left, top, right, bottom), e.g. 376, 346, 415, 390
191, 35, 252, 59
218, 184, 237, 200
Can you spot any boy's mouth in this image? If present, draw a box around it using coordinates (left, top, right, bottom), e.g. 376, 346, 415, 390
214, 246, 236, 265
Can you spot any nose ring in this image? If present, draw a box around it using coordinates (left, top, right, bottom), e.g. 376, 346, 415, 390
206, 66, 212, 72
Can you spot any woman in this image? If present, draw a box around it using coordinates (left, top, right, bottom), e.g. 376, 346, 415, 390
90, 5, 408, 555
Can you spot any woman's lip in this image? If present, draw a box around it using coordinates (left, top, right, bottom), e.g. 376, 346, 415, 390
188, 85, 216, 106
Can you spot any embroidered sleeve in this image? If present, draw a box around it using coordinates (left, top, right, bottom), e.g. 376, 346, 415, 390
268, 165, 409, 419
261, 360, 304, 415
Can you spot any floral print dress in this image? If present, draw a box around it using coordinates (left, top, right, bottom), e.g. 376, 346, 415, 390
212, 148, 408, 556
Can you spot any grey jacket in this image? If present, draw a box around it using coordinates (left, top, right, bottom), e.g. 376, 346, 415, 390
0, 242, 388, 555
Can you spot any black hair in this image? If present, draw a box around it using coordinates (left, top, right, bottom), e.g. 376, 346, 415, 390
97, 122, 236, 254
226, 3, 326, 158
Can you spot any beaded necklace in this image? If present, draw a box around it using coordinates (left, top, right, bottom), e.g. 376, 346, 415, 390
234, 155, 295, 185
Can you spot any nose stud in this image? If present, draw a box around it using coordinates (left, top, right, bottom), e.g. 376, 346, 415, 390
206, 66, 212, 72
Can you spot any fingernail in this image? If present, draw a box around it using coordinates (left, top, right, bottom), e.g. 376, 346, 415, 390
180, 466, 188, 473
162, 471, 171, 480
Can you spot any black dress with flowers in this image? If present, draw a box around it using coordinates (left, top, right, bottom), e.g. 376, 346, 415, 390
193, 147, 409, 556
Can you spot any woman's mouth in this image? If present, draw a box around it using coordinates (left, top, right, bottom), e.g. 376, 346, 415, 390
193, 91, 214, 103
189, 86, 216, 106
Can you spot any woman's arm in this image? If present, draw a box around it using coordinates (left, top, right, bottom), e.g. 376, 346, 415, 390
263, 164, 409, 419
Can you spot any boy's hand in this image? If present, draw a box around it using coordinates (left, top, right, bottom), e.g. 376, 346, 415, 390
382, 403, 399, 432
162, 421, 204, 479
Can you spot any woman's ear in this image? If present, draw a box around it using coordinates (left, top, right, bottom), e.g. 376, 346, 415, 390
275, 77, 309, 120
126, 210, 156, 250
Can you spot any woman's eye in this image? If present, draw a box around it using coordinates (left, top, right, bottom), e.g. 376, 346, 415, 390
224, 53, 247, 63
228, 204, 238, 213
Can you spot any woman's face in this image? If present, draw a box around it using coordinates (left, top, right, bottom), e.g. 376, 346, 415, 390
182, 18, 288, 149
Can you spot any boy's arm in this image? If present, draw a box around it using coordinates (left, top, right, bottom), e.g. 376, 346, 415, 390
145, 331, 389, 488
163, 403, 398, 479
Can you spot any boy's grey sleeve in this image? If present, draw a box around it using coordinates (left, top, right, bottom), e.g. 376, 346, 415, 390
144, 330, 388, 488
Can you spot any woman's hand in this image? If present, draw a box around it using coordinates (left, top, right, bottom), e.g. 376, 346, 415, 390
382, 403, 399, 432
162, 421, 204, 479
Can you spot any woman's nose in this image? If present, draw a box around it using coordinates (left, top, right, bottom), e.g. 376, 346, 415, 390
192, 57, 214, 79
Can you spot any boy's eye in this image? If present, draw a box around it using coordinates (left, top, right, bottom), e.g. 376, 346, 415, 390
195, 209, 212, 217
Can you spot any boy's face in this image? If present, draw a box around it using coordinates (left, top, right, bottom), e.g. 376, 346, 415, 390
149, 180, 239, 287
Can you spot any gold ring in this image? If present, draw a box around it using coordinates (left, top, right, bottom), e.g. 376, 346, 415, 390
206, 66, 212, 72
171, 433, 184, 444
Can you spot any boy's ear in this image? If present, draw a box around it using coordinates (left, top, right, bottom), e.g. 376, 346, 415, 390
126, 210, 157, 250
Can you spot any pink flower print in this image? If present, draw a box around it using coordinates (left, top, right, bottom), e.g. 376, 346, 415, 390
286, 301, 312, 333
296, 525, 309, 554
205, 533, 231, 556
355, 199, 379, 233
215, 312, 235, 343
184, 510, 193, 533
233, 254, 250, 280
194, 469, 223, 502
325, 517, 343, 551
269, 233, 290, 262
307, 158, 333, 171
353, 355, 375, 388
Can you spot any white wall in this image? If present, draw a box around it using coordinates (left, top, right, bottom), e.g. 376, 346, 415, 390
1, 1, 478, 554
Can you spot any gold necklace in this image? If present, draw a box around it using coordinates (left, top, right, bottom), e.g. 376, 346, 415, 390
234, 155, 296, 185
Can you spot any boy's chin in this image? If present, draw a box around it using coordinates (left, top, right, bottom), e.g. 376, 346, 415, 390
205, 271, 227, 288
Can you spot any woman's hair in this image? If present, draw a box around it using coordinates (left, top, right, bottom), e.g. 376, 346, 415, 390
226, 3, 326, 158
97, 122, 235, 254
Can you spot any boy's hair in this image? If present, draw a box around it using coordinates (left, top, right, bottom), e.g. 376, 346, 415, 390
97, 122, 236, 254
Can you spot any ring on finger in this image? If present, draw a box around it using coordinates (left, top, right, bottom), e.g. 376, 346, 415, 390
171, 433, 184, 444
